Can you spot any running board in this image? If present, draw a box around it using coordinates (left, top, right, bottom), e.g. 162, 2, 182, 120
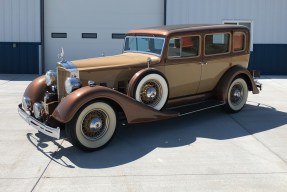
167, 100, 225, 117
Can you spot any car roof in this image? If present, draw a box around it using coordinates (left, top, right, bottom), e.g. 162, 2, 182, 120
127, 24, 249, 37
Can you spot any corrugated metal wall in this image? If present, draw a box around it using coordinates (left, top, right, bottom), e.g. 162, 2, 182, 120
0, 0, 41, 74
0, 0, 40, 42
166, 0, 287, 75
167, 0, 287, 44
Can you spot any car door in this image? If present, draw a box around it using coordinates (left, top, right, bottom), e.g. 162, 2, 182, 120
164, 35, 202, 98
197, 32, 232, 93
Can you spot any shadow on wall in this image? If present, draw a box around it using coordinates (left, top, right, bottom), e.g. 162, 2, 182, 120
27, 102, 287, 169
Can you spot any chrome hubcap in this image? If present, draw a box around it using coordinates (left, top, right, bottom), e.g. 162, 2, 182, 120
146, 87, 157, 99
233, 89, 241, 98
89, 117, 103, 132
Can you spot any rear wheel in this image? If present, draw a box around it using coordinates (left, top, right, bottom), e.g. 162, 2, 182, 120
225, 78, 248, 113
66, 102, 117, 151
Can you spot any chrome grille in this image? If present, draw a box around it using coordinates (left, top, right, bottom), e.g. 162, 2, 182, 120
57, 68, 71, 100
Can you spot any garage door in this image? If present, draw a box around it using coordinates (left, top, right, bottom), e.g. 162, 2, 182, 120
44, 0, 164, 71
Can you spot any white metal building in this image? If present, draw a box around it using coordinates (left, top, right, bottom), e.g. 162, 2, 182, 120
0, 0, 286, 74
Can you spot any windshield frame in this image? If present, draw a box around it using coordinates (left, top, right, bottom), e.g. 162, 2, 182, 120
123, 36, 166, 57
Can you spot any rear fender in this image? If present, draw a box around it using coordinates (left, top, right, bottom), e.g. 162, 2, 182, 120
215, 65, 259, 101
51, 86, 177, 124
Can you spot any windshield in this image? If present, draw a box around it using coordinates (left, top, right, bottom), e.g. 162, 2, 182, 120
124, 36, 165, 56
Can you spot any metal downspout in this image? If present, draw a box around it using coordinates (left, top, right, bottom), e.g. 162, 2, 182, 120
40, 0, 45, 74
164, 0, 167, 25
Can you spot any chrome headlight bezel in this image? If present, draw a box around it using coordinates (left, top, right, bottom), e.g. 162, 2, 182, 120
65, 77, 81, 94
33, 102, 44, 119
45, 70, 57, 86
22, 96, 31, 111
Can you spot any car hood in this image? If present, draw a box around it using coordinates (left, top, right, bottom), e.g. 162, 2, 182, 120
71, 52, 161, 71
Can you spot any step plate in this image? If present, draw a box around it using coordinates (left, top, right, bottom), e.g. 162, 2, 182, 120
168, 100, 225, 116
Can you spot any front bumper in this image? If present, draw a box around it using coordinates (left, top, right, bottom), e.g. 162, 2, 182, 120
18, 104, 60, 139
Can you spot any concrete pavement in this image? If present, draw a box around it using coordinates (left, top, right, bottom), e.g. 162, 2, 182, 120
0, 75, 287, 191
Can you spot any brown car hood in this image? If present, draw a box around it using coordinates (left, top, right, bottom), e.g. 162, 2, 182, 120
71, 52, 160, 71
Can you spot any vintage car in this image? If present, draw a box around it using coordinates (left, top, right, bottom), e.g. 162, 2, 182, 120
18, 24, 261, 151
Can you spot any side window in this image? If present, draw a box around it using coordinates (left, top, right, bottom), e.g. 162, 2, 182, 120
168, 38, 181, 57
205, 33, 230, 55
168, 36, 200, 58
233, 32, 245, 52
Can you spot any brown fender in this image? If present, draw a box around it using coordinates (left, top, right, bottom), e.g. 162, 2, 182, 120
51, 86, 177, 124
23, 75, 47, 104
127, 68, 168, 97
215, 65, 260, 101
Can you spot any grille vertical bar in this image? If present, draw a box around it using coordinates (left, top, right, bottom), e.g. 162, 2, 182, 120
57, 67, 70, 100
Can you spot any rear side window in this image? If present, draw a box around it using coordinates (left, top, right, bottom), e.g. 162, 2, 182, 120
168, 35, 200, 58
205, 33, 230, 55
233, 32, 246, 52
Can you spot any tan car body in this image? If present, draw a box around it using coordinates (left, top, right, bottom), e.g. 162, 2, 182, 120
20, 24, 259, 128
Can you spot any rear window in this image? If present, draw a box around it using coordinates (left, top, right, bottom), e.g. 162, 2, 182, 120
233, 32, 246, 52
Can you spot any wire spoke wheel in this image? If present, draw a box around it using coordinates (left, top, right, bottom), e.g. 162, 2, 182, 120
66, 102, 117, 151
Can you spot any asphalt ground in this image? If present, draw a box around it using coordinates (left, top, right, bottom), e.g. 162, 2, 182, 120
0, 74, 287, 192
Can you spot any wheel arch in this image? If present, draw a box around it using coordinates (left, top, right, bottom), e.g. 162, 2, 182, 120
215, 65, 259, 101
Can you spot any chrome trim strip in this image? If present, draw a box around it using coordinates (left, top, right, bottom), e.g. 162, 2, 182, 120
123, 36, 166, 57
18, 104, 60, 139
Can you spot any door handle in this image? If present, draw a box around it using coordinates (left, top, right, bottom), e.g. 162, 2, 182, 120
199, 61, 207, 65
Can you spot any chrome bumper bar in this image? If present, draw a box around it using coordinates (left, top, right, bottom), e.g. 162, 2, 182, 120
18, 104, 60, 139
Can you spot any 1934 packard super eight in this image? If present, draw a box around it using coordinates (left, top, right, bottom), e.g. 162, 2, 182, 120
18, 24, 261, 151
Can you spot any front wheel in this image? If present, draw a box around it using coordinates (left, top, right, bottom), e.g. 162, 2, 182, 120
225, 78, 248, 113
66, 101, 117, 151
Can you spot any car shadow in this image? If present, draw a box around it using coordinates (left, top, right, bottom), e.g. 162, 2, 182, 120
26, 102, 287, 169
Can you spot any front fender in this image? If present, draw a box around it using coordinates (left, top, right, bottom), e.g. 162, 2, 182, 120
23, 75, 47, 104
215, 65, 260, 101
51, 86, 177, 124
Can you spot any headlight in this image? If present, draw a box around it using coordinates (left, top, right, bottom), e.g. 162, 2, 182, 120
22, 96, 31, 111
33, 102, 44, 119
45, 70, 57, 86
65, 77, 81, 94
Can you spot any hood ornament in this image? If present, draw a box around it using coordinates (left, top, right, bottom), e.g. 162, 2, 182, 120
58, 47, 66, 63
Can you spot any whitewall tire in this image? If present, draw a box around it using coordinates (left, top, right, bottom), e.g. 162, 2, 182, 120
66, 102, 117, 151
225, 78, 248, 113
134, 73, 168, 110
